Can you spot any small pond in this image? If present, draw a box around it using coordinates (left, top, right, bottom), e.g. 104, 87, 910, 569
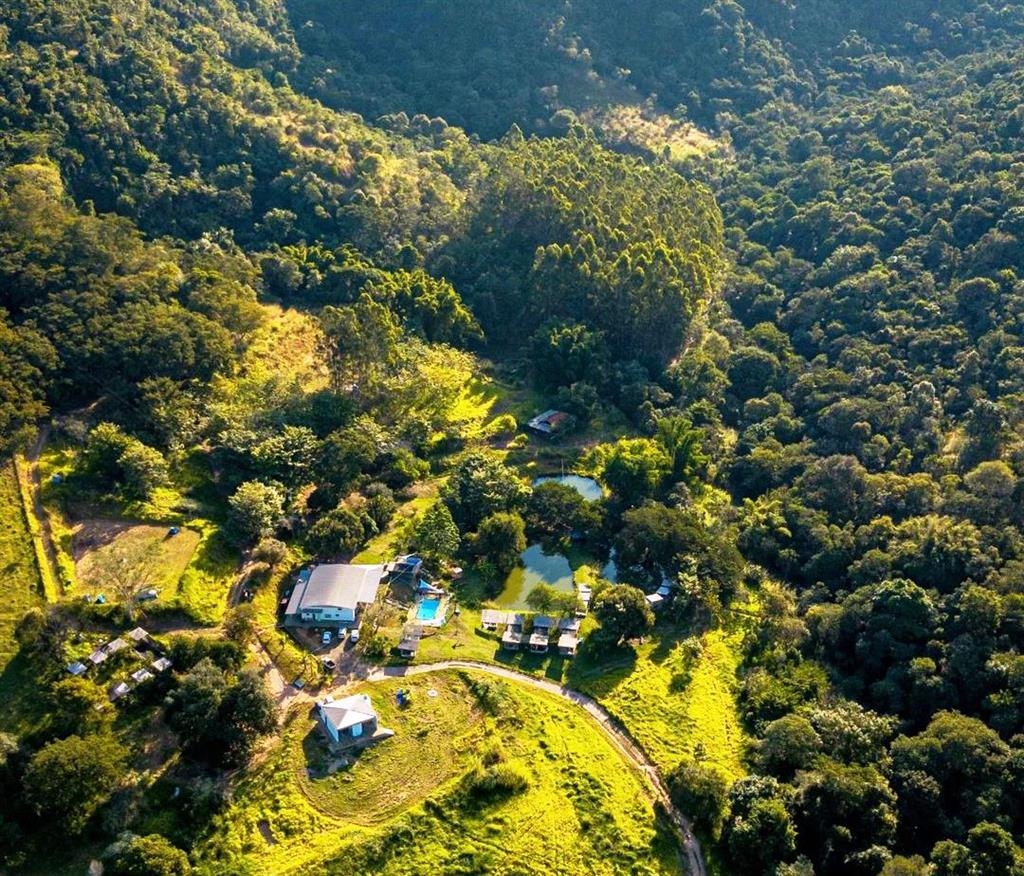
496, 543, 574, 609
531, 474, 603, 502
601, 549, 619, 583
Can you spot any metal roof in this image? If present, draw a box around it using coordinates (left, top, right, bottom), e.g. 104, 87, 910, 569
320, 694, 377, 732
285, 563, 385, 615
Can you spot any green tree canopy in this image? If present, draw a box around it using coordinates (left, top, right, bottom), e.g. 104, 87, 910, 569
23, 734, 126, 835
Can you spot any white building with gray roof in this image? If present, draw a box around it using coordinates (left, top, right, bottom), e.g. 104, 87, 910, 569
283, 563, 386, 627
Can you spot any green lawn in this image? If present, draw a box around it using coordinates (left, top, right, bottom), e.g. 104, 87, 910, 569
570, 621, 750, 782
0, 460, 47, 733
195, 671, 680, 876
175, 521, 237, 625
351, 492, 437, 565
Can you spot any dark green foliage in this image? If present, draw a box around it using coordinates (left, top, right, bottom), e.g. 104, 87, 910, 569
411, 502, 460, 563
591, 584, 654, 646
22, 734, 126, 835
165, 660, 277, 768
667, 758, 729, 837
0, 310, 56, 453
440, 452, 530, 532
444, 135, 722, 368
792, 759, 897, 876
525, 481, 599, 540
307, 505, 375, 558
472, 512, 527, 576
166, 636, 245, 674
462, 761, 529, 804
105, 834, 192, 876
723, 776, 797, 872
4, 0, 1024, 870
591, 439, 670, 504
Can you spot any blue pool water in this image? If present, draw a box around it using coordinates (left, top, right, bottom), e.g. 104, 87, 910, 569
416, 598, 442, 621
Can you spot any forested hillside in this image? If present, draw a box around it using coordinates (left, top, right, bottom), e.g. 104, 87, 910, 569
2, 0, 1024, 874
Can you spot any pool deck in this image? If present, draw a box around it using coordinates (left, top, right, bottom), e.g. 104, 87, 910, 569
408, 594, 449, 628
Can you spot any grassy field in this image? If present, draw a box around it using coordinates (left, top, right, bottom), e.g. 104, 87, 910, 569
195, 671, 679, 876
174, 521, 238, 625
570, 621, 750, 782
75, 521, 200, 594
351, 491, 437, 565
0, 460, 48, 733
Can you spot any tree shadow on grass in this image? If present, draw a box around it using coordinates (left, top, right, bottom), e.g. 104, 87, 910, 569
564, 640, 637, 697
0, 650, 50, 735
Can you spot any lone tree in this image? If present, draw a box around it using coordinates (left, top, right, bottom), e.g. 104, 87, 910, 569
473, 511, 527, 575
105, 834, 192, 876
227, 480, 286, 546
412, 502, 460, 564
526, 583, 580, 617
668, 757, 730, 838
82, 535, 160, 622
592, 584, 654, 645
23, 734, 126, 834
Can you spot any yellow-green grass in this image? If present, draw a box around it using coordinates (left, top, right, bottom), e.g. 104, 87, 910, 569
409, 606, 600, 683
298, 673, 487, 824
12, 454, 59, 600
571, 624, 749, 782
236, 304, 329, 393
35, 443, 78, 590
175, 521, 237, 625
252, 561, 314, 685
196, 671, 679, 876
75, 521, 201, 595
0, 461, 47, 732
351, 492, 436, 565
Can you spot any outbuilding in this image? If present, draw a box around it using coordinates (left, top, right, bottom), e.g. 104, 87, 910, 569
317, 693, 379, 746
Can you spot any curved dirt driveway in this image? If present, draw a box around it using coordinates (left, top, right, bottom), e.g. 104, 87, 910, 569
361, 659, 707, 876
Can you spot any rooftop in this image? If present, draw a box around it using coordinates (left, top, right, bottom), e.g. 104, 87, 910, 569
480, 609, 509, 626
320, 693, 377, 732
285, 563, 385, 616
528, 410, 571, 434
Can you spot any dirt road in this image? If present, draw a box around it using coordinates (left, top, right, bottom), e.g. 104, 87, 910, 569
358, 659, 708, 876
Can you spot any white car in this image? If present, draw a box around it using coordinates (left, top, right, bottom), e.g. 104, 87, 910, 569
349, 628, 360, 644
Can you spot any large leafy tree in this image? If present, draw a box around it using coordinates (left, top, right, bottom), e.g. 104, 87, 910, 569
440, 452, 530, 531
23, 734, 126, 835
412, 502, 461, 563
591, 584, 654, 646
227, 481, 286, 546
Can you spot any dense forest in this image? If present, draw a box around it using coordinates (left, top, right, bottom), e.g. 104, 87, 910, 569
2, 0, 1024, 874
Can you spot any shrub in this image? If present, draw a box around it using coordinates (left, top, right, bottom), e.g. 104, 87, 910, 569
463, 762, 530, 803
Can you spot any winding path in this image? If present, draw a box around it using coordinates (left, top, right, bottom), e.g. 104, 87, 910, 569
358, 659, 707, 876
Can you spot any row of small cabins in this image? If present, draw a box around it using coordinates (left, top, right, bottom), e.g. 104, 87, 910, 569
65, 627, 172, 701
482, 611, 582, 656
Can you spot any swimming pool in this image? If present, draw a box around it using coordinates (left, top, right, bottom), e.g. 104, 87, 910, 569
416, 598, 442, 621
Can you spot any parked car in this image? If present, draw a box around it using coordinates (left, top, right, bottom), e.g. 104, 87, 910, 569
321, 630, 332, 645
136, 588, 159, 602
349, 628, 360, 644
322, 658, 336, 672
